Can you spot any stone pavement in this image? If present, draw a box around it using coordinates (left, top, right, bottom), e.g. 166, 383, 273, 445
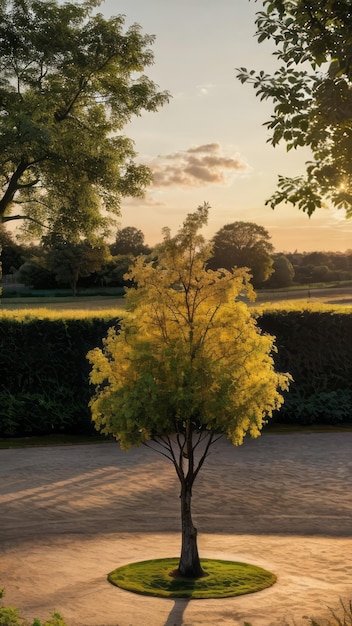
1, 432, 352, 625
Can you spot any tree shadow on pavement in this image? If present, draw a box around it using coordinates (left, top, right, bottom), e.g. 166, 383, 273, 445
164, 599, 190, 626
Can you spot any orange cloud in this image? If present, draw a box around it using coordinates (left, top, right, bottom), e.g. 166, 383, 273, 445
151, 143, 250, 188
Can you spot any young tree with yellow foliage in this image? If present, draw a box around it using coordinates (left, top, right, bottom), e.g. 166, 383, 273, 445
88, 204, 290, 578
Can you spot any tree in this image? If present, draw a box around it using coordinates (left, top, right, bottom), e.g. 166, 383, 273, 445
110, 226, 151, 256
207, 221, 274, 288
302, 252, 331, 268
94, 254, 136, 288
45, 237, 110, 295
265, 254, 295, 289
310, 264, 332, 283
88, 204, 290, 578
0, 227, 26, 274
0, 0, 169, 241
15, 258, 56, 289
237, 1, 352, 217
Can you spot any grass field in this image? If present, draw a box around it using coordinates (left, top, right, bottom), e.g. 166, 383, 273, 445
0, 294, 127, 311
1, 284, 352, 315
255, 283, 352, 304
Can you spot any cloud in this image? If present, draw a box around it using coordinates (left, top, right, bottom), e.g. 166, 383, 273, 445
196, 84, 215, 96
151, 143, 250, 189
121, 195, 166, 208
187, 143, 219, 154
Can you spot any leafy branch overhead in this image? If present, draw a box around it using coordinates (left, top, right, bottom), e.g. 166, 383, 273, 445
0, 0, 169, 240
237, 0, 352, 217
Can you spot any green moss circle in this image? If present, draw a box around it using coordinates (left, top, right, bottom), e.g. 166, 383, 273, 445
108, 558, 276, 599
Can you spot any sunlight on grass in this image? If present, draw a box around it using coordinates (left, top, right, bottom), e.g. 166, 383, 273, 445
253, 300, 352, 314
1, 290, 352, 319
0, 306, 126, 320
108, 558, 276, 599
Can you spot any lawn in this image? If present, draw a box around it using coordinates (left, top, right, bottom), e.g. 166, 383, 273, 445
0, 294, 127, 313
1, 283, 352, 313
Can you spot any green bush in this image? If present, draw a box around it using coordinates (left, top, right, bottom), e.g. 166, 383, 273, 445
0, 590, 67, 626
0, 607, 66, 626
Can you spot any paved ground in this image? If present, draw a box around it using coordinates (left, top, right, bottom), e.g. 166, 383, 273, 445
1, 432, 352, 626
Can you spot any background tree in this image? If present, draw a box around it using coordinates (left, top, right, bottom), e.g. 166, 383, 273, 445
0, 227, 26, 275
0, 0, 169, 241
265, 254, 295, 289
110, 226, 151, 256
310, 264, 332, 283
237, 1, 352, 217
45, 237, 110, 295
93, 255, 133, 288
88, 205, 290, 578
285, 250, 352, 284
15, 258, 56, 289
207, 221, 274, 288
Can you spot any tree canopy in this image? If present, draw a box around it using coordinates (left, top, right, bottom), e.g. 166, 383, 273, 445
0, 226, 26, 274
0, 0, 169, 241
45, 236, 110, 295
110, 226, 151, 256
237, 0, 352, 217
208, 221, 274, 288
88, 204, 290, 577
266, 254, 295, 289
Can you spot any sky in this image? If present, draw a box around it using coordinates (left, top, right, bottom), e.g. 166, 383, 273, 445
100, 0, 352, 253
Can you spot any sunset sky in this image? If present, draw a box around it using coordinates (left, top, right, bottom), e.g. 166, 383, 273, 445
102, 0, 352, 252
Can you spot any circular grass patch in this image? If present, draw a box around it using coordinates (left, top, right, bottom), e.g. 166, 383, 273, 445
108, 558, 276, 599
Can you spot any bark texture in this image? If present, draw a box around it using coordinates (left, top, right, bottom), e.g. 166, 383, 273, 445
178, 482, 204, 578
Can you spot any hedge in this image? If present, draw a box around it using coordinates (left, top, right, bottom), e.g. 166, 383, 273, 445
0, 310, 351, 436
258, 310, 352, 425
0, 316, 120, 436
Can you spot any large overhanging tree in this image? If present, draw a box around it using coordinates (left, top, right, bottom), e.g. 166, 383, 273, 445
88, 204, 290, 578
0, 0, 169, 240
237, 0, 352, 217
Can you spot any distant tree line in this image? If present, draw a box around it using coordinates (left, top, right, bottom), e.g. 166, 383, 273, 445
0, 225, 151, 295
1, 222, 352, 294
285, 251, 352, 286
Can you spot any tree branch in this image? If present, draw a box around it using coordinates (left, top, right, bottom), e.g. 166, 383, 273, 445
54, 52, 119, 123
192, 431, 222, 484
2, 214, 47, 228
0, 160, 29, 218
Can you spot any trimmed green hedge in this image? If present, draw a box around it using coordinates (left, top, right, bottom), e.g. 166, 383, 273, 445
0, 310, 351, 437
258, 311, 352, 425
0, 317, 120, 436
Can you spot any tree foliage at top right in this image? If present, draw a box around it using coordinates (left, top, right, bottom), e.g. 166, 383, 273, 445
237, 0, 352, 217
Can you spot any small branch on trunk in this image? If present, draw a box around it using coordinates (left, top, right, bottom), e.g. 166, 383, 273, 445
193, 430, 209, 451
17, 178, 40, 189
167, 435, 185, 484
176, 432, 187, 463
192, 431, 221, 484
143, 437, 173, 462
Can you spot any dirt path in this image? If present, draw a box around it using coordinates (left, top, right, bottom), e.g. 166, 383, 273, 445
1, 433, 352, 626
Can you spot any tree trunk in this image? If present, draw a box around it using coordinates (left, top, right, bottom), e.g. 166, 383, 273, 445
0, 159, 29, 219
71, 269, 79, 296
177, 481, 204, 578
